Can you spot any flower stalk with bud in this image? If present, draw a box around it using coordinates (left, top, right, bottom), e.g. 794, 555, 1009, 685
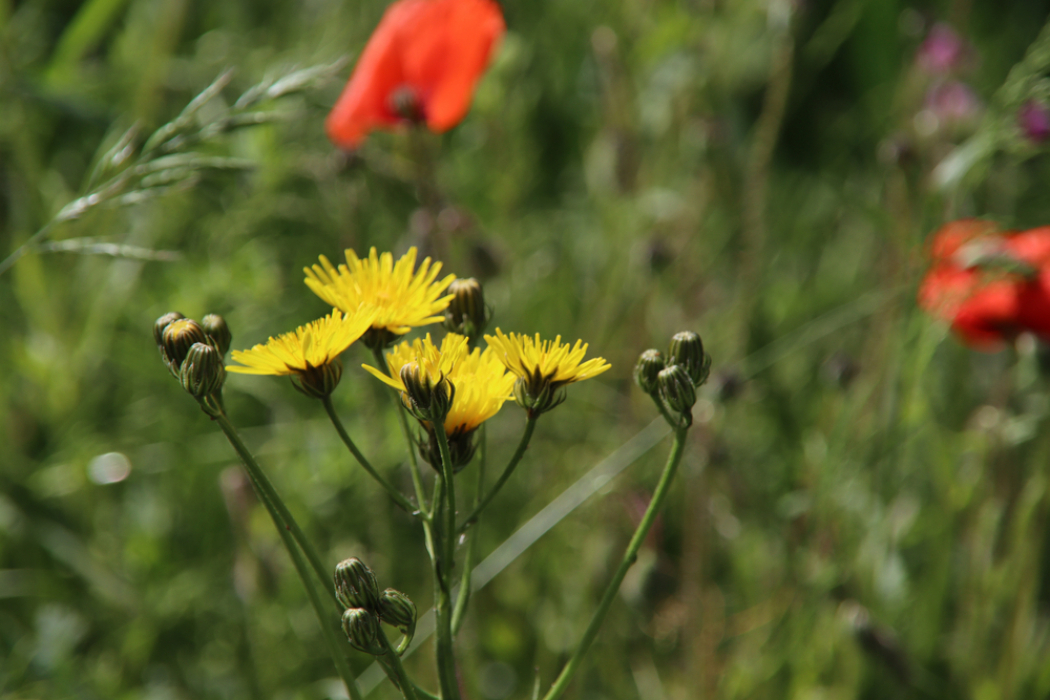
155, 245, 709, 700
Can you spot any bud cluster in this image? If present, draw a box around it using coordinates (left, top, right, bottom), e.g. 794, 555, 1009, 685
155, 312, 231, 410
334, 557, 417, 656
633, 331, 711, 427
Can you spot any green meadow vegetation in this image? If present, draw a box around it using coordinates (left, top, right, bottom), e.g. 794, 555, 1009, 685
5, 0, 1050, 698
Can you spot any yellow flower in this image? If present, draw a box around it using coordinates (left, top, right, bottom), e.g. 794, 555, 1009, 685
227, 308, 376, 397
484, 328, 611, 386
303, 248, 456, 343
484, 329, 611, 415
363, 333, 515, 436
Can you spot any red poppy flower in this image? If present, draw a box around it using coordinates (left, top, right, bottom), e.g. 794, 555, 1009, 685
918, 220, 1050, 350
326, 0, 505, 149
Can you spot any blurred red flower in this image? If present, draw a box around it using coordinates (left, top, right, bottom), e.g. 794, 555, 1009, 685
326, 0, 505, 149
918, 220, 1050, 349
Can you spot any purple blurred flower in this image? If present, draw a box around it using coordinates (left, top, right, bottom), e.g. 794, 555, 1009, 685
1018, 100, 1050, 143
924, 80, 981, 123
917, 23, 968, 74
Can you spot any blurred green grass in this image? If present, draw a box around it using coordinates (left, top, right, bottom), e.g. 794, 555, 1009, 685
5, 0, 1050, 698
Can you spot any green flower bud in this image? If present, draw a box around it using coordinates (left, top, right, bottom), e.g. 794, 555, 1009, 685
378, 588, 416, 654
400, 362, 454, 423
667, 331, 711, 387
201, 314, 232, 356
633, 349, 665, 395
154, 311, 185, 347
341, 607, 384, 655
334, 557, 381, 612
512, 371, 566, 418
291, 358, 344, 399
444, 278, 488, 339
658, 364, 696, 423
161, 318, 208, 375
179, 342, 226, 397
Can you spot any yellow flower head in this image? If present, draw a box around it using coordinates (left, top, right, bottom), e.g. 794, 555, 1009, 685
363, 333, 515, 436
227, 308, 376, 397
304, 248, 456, 343
484, 329, 612, 415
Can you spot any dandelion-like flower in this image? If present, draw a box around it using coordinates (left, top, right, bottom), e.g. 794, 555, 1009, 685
364, 333, 513, 435
484, 329, 611, 416
227, 309, 376, 397
304, 247, 455, 349
364, 333, 514, 470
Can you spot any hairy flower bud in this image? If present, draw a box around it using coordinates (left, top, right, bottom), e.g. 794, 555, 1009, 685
291, 358, 344, 399
179, 342, 226, 397
633, 349, 665, 395
341, 608, 384, 655
161, 318, 208, 375
444, 278, 488, 339
667, 331, 711, 387
154, 311, 185, 347
400, 362, 454, 423
201, 314, 232, 356
658, 364, 696, 423
334, 557, 381, 612
378, 588, 417, 654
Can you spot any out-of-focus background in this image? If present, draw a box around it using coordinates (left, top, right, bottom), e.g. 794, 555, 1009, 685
5, 0, 1050, 698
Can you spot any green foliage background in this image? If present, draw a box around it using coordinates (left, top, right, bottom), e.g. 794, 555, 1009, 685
4, 0, 1050, 698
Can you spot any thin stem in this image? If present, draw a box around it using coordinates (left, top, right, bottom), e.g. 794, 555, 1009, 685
322, 395, 418, 515
432, 426, 462, 700
434, 428, 457, 574
377, 628, 421, 700
458, 417, 537, 534
211, 410, 362, 700
371, 345, 430, 511
647, 393, 678, 429
213, 411, 338, 609
542, 425, 690, 700
452, 424, 486, 634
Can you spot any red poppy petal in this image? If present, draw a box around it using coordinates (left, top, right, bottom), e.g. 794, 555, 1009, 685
1004, 226, 1050, 267
951, 280, 1021, 349
326, 0, 426, 149
421, 0, 505, 131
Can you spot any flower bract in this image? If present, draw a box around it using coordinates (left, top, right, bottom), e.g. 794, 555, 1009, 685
304, 247, 456, 337
227, 309, 376, 376
326, 0, 505, 149
363, 333, 514, 435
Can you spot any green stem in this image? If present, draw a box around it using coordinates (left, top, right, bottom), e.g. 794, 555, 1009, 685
211, 410, 362, 700
371, 345, 430, 512
432, 426, 462, 700
322, 395, 418, 515
377, 628, 421, 700
452, 425, 486, 634
541, 425, 690, 700
647, 393, 678, 429
458, 417, 537, 534
213, 411, 338, 609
